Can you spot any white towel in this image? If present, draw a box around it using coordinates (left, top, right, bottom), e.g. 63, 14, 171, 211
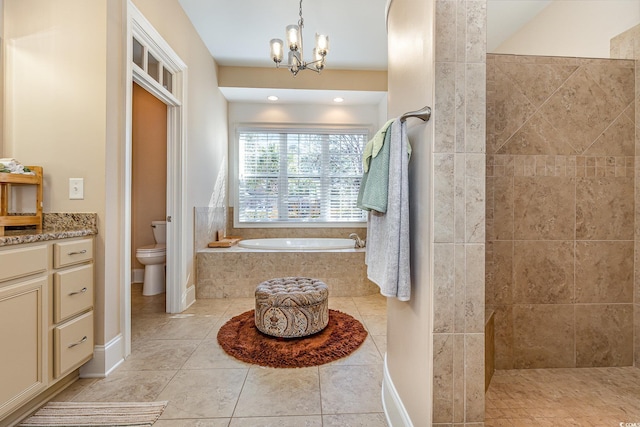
365, 118, 411, 301
0, 158, 32, 174
0, 158, 18, 170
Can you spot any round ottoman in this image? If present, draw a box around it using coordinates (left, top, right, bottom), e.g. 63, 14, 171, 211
254, 277, 329, 338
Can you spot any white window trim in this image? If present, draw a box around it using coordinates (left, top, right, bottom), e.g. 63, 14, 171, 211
232, 123, 373, 228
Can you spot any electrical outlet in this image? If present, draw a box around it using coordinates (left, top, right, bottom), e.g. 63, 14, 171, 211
69, 178, 84, 200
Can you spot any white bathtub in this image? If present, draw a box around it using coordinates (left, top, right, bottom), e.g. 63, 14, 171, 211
237, 238, 356, 250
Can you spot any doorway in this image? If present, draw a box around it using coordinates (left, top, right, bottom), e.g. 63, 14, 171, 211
123, 2, 188, 359
131, 82, 167, 298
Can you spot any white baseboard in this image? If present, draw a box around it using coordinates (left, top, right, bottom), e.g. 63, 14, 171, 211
79, 334, 125, 378
184, 284, 196, 310
382, 354, 414, 427
131, 269, 144, 284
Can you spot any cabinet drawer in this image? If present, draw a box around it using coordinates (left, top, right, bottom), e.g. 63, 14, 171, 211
54, 264, 93, 323
54, 311, 93, 378
0, 245, 48, 282
53, 239, 93, 268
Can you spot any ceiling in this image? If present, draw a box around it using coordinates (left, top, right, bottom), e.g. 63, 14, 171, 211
178, 0, 550, 104
178, 0, 389, 70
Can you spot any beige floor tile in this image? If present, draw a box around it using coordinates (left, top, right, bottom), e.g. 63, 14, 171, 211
319, 365, 384, 414
155, 419, 230, 427
120, 339, 200, 371
352, 294, 387, 315
130, 316, 171, 341
182, 338, 250, 369
328, 336, 383, 366
158, 369, 248, 419
229, 415, 322, 427
487, 367, 640, 426
323, 413, 388, 426
131, 285, 166, 314
183, 298, 233, 317
233, 367, 321, 417
361, 314, 387, 335
54, 288, 389, 426
221, 298, 256, 317
70, 370, 177, 402
50, 378, 98, 402
371, 334, 387, 356
146, 315, 218, 340
328, 297, 358, 314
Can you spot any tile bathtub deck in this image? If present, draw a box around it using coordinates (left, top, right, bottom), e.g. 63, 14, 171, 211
53, 284, 389, 427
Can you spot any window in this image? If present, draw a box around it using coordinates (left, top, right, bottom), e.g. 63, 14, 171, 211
131, 36, 174, 96
236, 127, 368, 225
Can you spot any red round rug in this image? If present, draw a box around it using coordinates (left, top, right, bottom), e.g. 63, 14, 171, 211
217, 309, 368, 368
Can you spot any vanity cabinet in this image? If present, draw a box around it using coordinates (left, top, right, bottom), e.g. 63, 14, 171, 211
0, 245, 48, 420
0, 277, 48, 420
0, 236, 94, 421
50, 238, 94, 380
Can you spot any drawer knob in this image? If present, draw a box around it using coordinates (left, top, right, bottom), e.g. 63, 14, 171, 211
67, 249, 87, 256
68, 287, 88, 296
68, 336, 88, 349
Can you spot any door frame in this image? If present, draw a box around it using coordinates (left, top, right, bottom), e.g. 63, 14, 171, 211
123, 1, 188, 356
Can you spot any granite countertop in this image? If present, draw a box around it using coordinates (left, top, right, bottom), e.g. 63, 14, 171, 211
0, 213, 98, 247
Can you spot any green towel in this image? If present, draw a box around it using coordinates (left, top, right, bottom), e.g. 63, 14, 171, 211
357, 124, 393, 213
362, 119, 394, 173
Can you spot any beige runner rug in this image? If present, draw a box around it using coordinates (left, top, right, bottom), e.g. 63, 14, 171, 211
18, 401, 168, 426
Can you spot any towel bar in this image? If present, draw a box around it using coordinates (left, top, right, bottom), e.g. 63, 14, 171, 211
400, 106, 431, 123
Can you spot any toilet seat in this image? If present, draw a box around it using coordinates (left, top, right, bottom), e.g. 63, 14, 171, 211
136, 243, 166, 255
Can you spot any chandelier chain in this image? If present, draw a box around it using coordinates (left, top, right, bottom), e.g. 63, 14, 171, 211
298, 0, 304, 28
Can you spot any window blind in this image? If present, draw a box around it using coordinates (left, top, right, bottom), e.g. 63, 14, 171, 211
237, 128, 368, 224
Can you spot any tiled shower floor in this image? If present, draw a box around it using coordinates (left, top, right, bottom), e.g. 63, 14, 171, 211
52, 284, 389, 426
485, 367, 640, 426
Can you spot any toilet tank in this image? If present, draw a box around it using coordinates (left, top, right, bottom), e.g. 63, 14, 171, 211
151, 220, 167, 244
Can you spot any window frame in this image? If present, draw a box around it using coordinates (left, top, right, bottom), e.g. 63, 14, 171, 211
233, 124, 372, 228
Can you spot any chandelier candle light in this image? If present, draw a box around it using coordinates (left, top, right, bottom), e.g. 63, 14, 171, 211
270, 0, 329, 76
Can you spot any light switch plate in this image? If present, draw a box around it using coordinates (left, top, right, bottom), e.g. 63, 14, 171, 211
69, 178, 84, 200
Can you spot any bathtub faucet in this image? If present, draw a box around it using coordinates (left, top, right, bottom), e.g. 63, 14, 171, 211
349, 233, 366, 248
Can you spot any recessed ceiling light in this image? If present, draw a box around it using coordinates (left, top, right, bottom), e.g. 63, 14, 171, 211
267, 95, 279, 101
333, 97, 344, 103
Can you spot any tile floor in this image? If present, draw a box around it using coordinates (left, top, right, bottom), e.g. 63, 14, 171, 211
53, 284, 389, 426
485, 367, 640, 426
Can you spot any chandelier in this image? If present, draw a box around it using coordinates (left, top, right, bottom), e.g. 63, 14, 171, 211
269, 0, 329, 76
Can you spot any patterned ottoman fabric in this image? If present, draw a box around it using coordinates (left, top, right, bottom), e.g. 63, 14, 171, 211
255, 277, 329, 338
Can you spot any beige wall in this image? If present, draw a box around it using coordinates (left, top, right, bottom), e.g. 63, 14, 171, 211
386, 0, 434, 424
4, 0, 228, 372
219, 66, 387, 92
387, 1, 487, 424
493, 1, 640, 59
132, 82, 167, 269
486, 54, 636, 369
4, 0, 112, 345
0, 0, 4, 156
386, 0, 435, 425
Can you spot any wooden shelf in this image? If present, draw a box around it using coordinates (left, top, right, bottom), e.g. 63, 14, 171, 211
0, 166, 43, 235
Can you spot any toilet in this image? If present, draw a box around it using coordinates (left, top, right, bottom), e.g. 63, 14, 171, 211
136, 220, 166, 296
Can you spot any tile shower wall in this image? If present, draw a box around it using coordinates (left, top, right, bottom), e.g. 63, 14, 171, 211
611, 23, 640, 369
486, 54, 636, 369
433, 0, 486, 425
